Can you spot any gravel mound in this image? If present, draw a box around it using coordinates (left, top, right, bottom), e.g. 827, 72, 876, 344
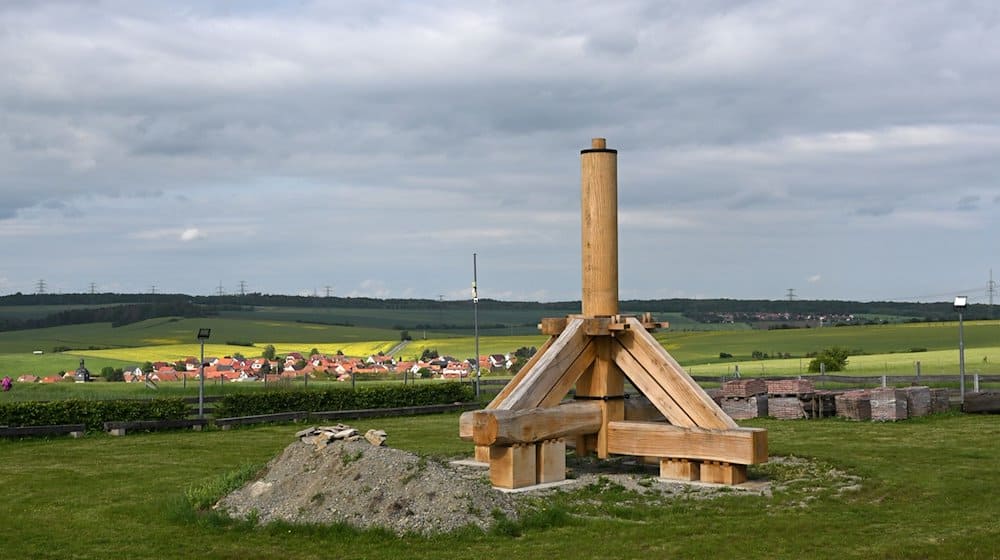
216, 437, 518, 535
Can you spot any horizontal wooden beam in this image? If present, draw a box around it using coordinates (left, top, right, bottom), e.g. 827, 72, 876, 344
606, 421, 768, 465
472, 401, 603, 446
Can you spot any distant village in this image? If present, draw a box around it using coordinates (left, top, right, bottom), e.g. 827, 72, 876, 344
13, 350, 526, 385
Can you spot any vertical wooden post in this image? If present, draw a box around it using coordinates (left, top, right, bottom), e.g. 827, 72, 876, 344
581, 138, 618, 317
576, 138, 624, 458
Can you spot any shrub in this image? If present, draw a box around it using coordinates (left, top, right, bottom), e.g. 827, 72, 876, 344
0, 398, 188, 431
808, 347, 850, 373
213, 382, 474, 417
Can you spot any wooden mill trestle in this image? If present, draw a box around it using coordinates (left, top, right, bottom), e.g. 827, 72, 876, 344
459, 138, 767, 489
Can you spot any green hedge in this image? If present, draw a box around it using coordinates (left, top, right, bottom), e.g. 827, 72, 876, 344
214, 382, 475, 418
0, 398, 189, 431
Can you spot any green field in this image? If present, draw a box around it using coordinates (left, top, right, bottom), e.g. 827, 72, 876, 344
1, 413, 997, 559
654, 320, 1000, 364
0, 317, 404, 354
2, 318, 998, 380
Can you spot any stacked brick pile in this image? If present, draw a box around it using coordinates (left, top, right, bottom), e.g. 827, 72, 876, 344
722, 379, 767, 398
721, 394, 768, 420
870, 387, 908, 421
803, 390, 840, 418
765, 378, 816, 395
719, 379, 768, 420
902, 386, 931, 417
930, 388, 951, 414
765, 378, 814, 420
835, 390, 872, 421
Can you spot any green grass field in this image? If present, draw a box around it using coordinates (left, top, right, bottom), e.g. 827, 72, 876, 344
655, 320, 1000, 363
1, 412, 997, 559
0, 317, 404, 354
2, 318, 998, 381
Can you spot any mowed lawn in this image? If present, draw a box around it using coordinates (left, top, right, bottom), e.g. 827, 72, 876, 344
1, 413, 998, 559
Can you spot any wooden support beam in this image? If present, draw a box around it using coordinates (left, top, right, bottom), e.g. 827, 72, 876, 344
613, 340, 698, 427
459, 410, 475, 441
615, 316, 736, 430
536, 439, 567, 484
490, 443, 537, 489
605, 421, 768, 465
574, 337, 624, 459
487, 334, 555, 409
474, 445, 490, 463
699, 461, 748, 485
471, 401, 603, 446
497, 317, 590, 411
539, 317, 568, 336
660, 458, 699, 481
537, 340, 597, 408
581, 138, 619, 316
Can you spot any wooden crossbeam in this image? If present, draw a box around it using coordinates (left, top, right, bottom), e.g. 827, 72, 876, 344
613, 342, 698, 427
497, 317, 590, 411
470, 401, 603, 446
606, 421, 768, 465
537, 340, 597, 408
614, 316, 736, 430
487, 334, 556, 409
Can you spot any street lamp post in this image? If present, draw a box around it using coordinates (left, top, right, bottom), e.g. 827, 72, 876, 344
197, 328, 211, 418
954, 297, 967, 404
473, 253, 480, 398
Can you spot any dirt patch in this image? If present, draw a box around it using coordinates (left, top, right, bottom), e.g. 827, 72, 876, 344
216, 438, 518, 535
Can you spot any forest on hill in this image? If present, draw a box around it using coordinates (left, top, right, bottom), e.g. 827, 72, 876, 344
0, 293, 989, 334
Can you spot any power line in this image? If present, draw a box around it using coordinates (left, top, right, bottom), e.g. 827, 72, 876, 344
786, 288, 796, 302
239, 280, 247, 297
216, 282, 225, 297
325, 285, 333, 298
89, 282, 96, 295
36, 279, 46, 294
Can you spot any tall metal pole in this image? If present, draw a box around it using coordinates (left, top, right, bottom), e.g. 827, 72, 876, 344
198, 339, 205, 418
473, 252, 480, 398
958, 311, 966, 403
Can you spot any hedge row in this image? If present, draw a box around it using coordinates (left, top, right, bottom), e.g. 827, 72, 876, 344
214, 382, 475, 418
0, 398, 189, 431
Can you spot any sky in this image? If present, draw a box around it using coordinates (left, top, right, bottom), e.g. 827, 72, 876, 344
1, 1, 998, 303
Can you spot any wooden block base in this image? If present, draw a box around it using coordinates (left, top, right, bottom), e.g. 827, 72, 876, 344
536, 439, 566, 484
489, 443, 537, 489
659, 458, 700, 481
474, 444, 490, 463
699, 461, 747, 485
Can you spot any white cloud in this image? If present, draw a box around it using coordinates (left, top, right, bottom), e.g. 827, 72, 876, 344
807, 275, 821, 284
180, 228, 204, 242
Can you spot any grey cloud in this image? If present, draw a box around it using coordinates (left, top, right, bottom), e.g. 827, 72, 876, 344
0, 1, 999, 299
855, 206, 894, 217
957, 195, 980, 212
